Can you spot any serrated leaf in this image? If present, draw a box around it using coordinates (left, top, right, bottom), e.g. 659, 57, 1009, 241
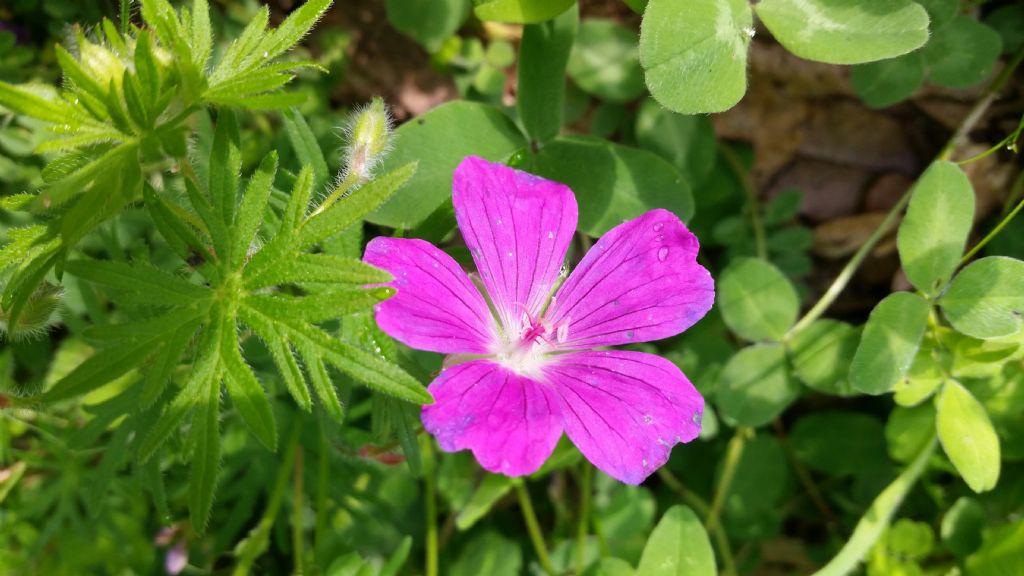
640, 0, 752, 114
753, 0, 929, 65
282, 165, 315, 234
221, 314, 278, 450
141, 317, 201, 409
134, 31, 161, 96
937, 380, 1000, 492
42, 142, 138, 208
244, 288, 391, 324
237, 307, 313, 411
143, 183, 215, 265
0, 81, 84, 125
295, 343, 344, 422
232, 152, 278, 268
211, 7, 269, 81
139, 321, 222, 462
188, 370, 222, 533
282, 107, 329, 189
246, 253, 392, 289
256, 0, 332, 62
204, 71, 296, 101
897, 161, 975, 295
65, 259, 211, 306
210, 109, 242, 223
300, 162, 418, 249
208, 90, 308, 110
850, 292, 930, 395
191, 0, 213, 70
54, 44, 108, 104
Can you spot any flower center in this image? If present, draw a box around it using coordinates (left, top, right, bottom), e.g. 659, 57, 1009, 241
492, 310, 569, 378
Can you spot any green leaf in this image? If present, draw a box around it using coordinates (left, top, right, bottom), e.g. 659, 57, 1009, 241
0, 81, 84, 125
220, 315, 277, 451
986, 5, 1024, 55
567, 19, 644, 103
636, 506, 715, 576
941, 497, 985, 559
282, 165, 315, 234
245, 287, 391, 324
282, 108, 329, 189
936, 380, 1001, 492
368, 102, 525, 228
139, 322, 222, 462
210, 90, 308, 110
716, 344, 799, 427
528, 135, 693, 236
256, 0, 333, 62
191, 0, 213, 70
893, 347, 944, 407
923, 16, 1003, 89
634, 98, 716, 185
41, 336, 152, 403
886, 403, 936, 464
65, 259, 211, 307
300, 163, 418, 249
639, 0, 752, 114
849, 292, 930, 395
851, 51, 925, 109
918, 0, 957, 31
134, 31, 162, 96
517, 5, 577, 143
239, 309, 313, 411
143, 183, 215, 265
813, 434, 936, 576
456, 474, 514, 530
247, 253, 392, 289
188, 369, 222, 533
210, 109, 243, 223
141, 317, 200, 409
940, 257, 1024, 340
232, 152, 278, 268
386, 0, 470, 51
717, 258, 799, 342
753, 0, 929, 65
789, 411, 887, 475
965, 519, 1024, 576
474, 0, 575, 23
296, 344, 344, 422
451, 531, 522, 576
897, 161, 975, 294
54, 44, 108, 103
593, 558, 636, 576
787, 319, 860, 395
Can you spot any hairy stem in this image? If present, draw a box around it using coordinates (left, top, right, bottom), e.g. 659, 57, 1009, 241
515, 480, 555, 575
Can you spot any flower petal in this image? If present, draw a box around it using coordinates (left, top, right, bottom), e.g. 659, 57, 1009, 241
545, 350, 703, 485
364, 237, 497, 354
546, 209, 713, 348
453, 156, 578, 331
422, 360, 563, 477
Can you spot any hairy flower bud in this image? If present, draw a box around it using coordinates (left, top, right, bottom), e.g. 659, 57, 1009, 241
344, 97, 392, 183
78, 35, 125, 89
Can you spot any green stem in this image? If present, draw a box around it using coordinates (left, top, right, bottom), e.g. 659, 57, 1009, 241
424, 440, 439, 576
961, 175, 1024, 263
307, 170, 363, 220
812, 436, 937, 576
575, 463, 593, 574
292, 446, 305, 575
705, 427, 750, 536
787, 44, 1024, 339
314, 419, 330, 563
515, 480, 555, 576
658, 468, 737, 576
719, 143, 767, 260
120, 0, 131, 35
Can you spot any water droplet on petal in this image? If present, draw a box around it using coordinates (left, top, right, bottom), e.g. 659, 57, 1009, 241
692, 412, 702, 425
657, 247, 669, 262
643, 414, 653, 424
507, 251, 513, 258
432, 262, 439, 268
655, 234, 664, 243
642, 458, 649, 468
625, 330, 635, 339
612, 299, 620, 307
547, 231, 554, 239
653, 222, 664, 232
496, 218, 503, 225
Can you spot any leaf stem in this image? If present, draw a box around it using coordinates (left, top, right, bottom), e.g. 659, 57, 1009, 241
787, 45, 1024, 338
658, 468, 737, 576
812, 435, 937, 576
308, 170, 363, 220
293, 445, 305, 575
424, 439, 439, 576
705, 427, 751, 536
575, 463, 593, 574
719, 143, 767, 260
961, 172, 1024, 263
515, 479, 555, 575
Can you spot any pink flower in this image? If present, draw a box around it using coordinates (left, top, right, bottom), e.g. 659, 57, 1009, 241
364, 157, 714, 484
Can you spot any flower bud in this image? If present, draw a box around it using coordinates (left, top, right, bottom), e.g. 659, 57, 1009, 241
78, 34, 125, 89
344, 97, 392, 183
